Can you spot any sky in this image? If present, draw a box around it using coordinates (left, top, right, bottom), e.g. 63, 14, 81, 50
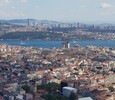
0, 0, 115, 23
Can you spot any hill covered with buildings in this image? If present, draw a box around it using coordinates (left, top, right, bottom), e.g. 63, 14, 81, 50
0, 19, 115, 40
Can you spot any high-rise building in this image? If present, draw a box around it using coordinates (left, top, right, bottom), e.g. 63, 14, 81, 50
27, 19, 30, 26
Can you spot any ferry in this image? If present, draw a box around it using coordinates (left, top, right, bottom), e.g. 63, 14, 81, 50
20, 41, 25, 45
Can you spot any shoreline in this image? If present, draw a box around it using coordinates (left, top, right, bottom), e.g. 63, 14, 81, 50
0, 40, 114, 49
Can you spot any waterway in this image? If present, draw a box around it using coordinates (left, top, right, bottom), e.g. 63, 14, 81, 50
0, 40, 114, 48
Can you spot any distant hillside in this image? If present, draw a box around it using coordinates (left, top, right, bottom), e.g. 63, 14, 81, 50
0, 21, 23, 30
0, 19, 35, 23
0, 21, 11, 25
0, 31, 63, 40
0, 19, 61, 25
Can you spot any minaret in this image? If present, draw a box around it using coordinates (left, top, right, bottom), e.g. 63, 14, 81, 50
27, 19, 30, 27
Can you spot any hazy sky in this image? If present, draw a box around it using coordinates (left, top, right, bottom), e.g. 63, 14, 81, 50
0, 0, 115, 23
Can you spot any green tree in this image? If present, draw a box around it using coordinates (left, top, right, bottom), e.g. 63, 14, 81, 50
44, 93, 58, 100
21, 85, 31, 93
45, 82, 59, 92
108, 86, 114, 92
60, 95, 68, 100
37, 84, 44, 90
69, 92, 77, 100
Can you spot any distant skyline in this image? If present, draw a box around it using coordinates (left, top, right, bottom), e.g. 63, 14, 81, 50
0, 0, 115, 23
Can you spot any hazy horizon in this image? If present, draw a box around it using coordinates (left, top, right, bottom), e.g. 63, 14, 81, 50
0, 0, 115, 24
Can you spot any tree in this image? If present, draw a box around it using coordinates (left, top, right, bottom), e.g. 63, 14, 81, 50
44, 82, 59, 92
69, 92, 77, 100
60, 95, 68, 100
108, 86, 114, 92
37, 84, 44, 90
21, 85, 31, 93
44, 93, 58, 100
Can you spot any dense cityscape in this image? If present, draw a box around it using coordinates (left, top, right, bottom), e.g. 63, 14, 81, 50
0, 40, 114, 100
0, 19, 115, 40
0, 0, 115, 100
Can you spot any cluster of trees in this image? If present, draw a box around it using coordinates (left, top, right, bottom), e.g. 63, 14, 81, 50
21, 84, 35, 93
21, 82, 115, 100
0, 31, 62, 40
37, 82, 78, 100
21, 82, 78, 100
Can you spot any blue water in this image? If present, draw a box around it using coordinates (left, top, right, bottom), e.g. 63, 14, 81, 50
0, 40, 114, 48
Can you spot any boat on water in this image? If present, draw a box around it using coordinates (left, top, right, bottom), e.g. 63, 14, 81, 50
73, 40, 78, 43
20, 41, 25, 45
